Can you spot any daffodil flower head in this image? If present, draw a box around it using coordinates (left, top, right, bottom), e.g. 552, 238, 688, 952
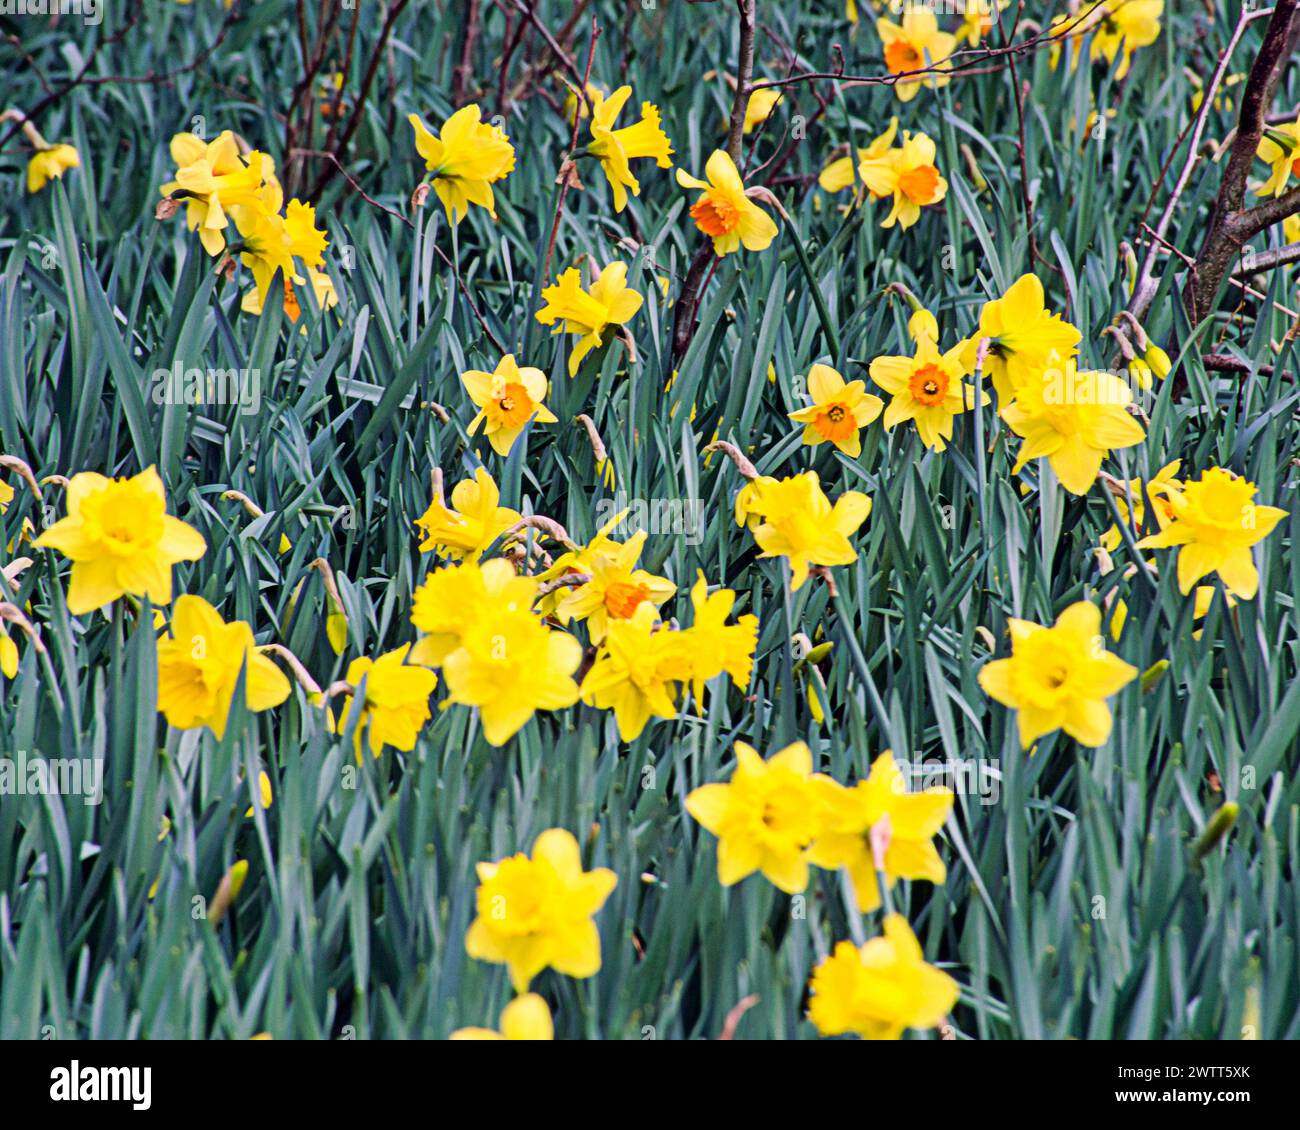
337, 644, 438, 758
1001, 361, 1146, 496
27, 142, 80, 194
409, 557, 533, 668
807, 752, 952, 913
532, 508, 629, 617
534, 261, 644, 376
554, 527, 676, 643
978, 600, 1137, 748
1136, 467, 1287, 600
743, 87, 782, 133
788, 363, 884, 457
748, 471, 872, 591
160, 131, 270, 256
955, 0, 1009, 47
733, 474, 779, 530
156, 595, 291, 739
1255, 109, 1300, 198
1087, 0, 1164, 80
880, 131, 948, 229
0, 630, 18, 680
962, 274, 1083, 404
808, 914, 959, 1039
465, 827, 617, 990
235, 196, 328, 306
685, 740, 825, 893
679, 571, 758, 703
585, 85, 674, 212
1098, 459, 1182, 553
409, 104, 515, 224
461, 354, 557, 456
450, 994, 554, 1041
869, 330, 986, 452
414, 467, 521, 562
240, 266, 337, 323
818, 118, 899, 197
876, 6, 956, 101
579, 601, 687, 741
676, 149, 778, 257
440, 576, 582, 746
34, 466, 207, 615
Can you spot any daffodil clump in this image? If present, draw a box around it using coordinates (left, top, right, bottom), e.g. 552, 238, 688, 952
8, 0, 1298, 1048
818, 122, 947, 229
158, 130, 332, 320
1050, 1, 1165, 80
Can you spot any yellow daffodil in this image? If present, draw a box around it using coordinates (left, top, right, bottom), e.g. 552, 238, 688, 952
879, 131, 948, 229
415, 468, 520, 561
532, 510, 627, 618
534, 261, 643, 377
156, 595, 291, 738
733, 474, 778, 531
160, 132, 270, 256
685, 740, 824, 893
747, 471, 872, 591
336, 644, 438, 758
955, 0, 1008, 47
788, 364, 884, 457
461, 354, 557, 456
465, 827, 617, 991
817, 118, 899, 199
409, 557, 534, 667
554, 527, 676, 643
961, 273, 1082, 403
240, 266, 337, 323
876, 7, 956, 102
807, 752, 952, 913
0, 630, 17, 679
236, 197, 329, 307
978, 600, 1137, 748
869, 324, 986, 451
450, 994, 554, 1041
1099, 459, 1182, 553
580, 602, 686, 741
808, 914, 959, 1039
743, 87, 782, 133
679, 572, 758, 703
563, 81, 607, 122
676, 149, 778, 257
1001, 362, 1146, 496
0, 478, 14, 513
585, 85, 674, 212
408, 104, 515, 223
1135, 467, 1287, 600
27, 142, 80, 194
1089, 0, 1163, 80
244, 771, 273, 818
1256, 109, 1300, 198
34, 466, 206, 615
1050, 2, 1163, 80
440, 576, 582, 746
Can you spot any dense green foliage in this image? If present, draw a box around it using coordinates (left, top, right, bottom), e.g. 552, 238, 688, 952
1, 0, 1298, 1040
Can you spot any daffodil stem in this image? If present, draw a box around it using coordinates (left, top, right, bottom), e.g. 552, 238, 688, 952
875, 867, 895, 917
783, 222, 840, 359
779, 559, 798, 743
829, 590, 896, 751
